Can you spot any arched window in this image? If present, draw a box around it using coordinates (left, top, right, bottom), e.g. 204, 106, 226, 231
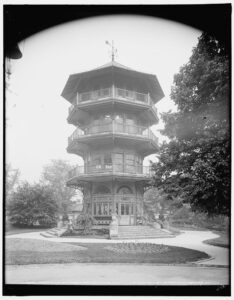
117, 186, 133, 194
94, 185, 111, 194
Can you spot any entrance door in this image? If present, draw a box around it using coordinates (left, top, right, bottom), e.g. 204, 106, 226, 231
119, 203, 135, 225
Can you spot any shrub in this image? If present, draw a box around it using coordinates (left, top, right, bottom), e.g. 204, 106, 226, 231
171, 206, 192, 220
7, 183, 58, 227
75, 213, 96, 234
170, 205, 229, 231
192, 213, 229, 231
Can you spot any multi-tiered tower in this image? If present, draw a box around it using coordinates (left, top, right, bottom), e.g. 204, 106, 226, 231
61, 60, 164, 226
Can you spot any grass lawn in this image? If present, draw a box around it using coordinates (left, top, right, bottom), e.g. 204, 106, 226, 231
203, 231, 229, 248
5, 238, 210, 265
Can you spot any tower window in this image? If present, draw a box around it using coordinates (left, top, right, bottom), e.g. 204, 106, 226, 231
93, 156, 102, 169
104, 153, 112, 168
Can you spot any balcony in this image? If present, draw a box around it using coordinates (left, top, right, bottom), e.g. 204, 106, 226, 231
67, 164, 153, 183
90, 194, 143, 203
68, 121, 158, 147
68, 86, 158, 118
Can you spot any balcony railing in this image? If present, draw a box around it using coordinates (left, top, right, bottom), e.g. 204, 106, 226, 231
68, 86, 157, 115
68, 164, 153, 179
68, 121, 158, 146
91, 194, 141, 202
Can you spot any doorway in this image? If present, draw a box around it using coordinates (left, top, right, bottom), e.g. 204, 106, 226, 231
117, 186, 135, 225
119, 203, 135, 225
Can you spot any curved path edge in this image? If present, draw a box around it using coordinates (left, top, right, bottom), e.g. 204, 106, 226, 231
6, 229, 229, 266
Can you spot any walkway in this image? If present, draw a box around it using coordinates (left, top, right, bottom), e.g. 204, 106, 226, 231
6, 229, 229, 266
6, 263, 229, 285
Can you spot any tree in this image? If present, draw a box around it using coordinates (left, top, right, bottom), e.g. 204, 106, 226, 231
144, 188, 166, 221
144, 187, 184, 221
5, 164, 20, 201
40, 159, 78, 214
7, 183, 58, 227
151, 32, 230, 215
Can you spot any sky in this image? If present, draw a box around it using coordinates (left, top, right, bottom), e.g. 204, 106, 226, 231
6, 15, 201, 183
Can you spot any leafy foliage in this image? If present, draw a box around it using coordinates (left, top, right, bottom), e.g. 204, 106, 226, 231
144, 188, 166, 221
7, 183, 58, 227
75, 213, 96, 234
152, 33, 230, 215
170, 206, 229, 232
5, 164, 20, 202
40, 159, 78, 214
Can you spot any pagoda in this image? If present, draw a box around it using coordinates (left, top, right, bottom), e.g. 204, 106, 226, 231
61, 57, 164, 228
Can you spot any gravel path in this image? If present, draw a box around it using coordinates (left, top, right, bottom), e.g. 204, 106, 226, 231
6, 263, 229, 285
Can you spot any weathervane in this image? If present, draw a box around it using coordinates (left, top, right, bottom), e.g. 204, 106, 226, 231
105, 40, 117, 61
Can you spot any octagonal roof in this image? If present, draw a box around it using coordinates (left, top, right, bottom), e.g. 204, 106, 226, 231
61, 61, 164, 104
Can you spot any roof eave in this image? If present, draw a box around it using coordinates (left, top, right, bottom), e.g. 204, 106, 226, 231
61, 65, 165, 103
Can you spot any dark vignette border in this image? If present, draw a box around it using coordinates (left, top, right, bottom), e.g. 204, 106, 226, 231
3, 3, 231, 297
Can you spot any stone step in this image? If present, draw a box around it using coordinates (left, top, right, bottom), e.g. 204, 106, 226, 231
118, 233, 165, 236
118, 233, 168, 236
113, 225, 174, 240
50, 228, 60, 232
118, 226, 160, 230
118, 229, 166, 233
119, 230, 161, 233
47, 230, 59, 235
40, 233, 55, 238
118, 233, 167, 237
115, 234, 173, 239
118, 230, 165, 234
115, 235, 172, 240
40, 228, 67, 238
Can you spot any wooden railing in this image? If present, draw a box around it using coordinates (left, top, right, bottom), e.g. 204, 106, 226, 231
68, 86, 157, 115
68, 164, 153, 179
88, 194, 143, 202
68, 121, 158, 146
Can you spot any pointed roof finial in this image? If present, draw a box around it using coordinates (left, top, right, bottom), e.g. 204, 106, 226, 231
105, 40, 117, 61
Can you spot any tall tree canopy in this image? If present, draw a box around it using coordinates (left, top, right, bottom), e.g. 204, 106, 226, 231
40, 159, 77, 214
151, 32, 230, 215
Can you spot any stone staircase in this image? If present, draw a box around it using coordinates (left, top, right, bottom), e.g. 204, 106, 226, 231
40, 227, 67, 238
113, 225, 174, 239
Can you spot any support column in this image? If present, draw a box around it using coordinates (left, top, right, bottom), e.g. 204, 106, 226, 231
90, 182, 93, 216
112, 179, 115, 215
135, 182, 138, 225
92, 201, 94, 216
76, 92, 79, 105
